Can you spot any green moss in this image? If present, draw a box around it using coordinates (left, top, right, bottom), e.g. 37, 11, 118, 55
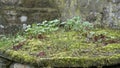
0, 29, 120, 67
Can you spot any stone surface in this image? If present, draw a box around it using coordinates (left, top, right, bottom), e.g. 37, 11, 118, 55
10, 63, 35, 68
0, 0, 60, 34
0, 0, 120, 33
0, 57, 11, 68
54, 0, 120, 28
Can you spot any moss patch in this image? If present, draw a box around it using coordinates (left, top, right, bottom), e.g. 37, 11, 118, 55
0, 29, 120, 67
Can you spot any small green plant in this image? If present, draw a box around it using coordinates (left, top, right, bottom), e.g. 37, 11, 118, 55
0, 35, 13, 48
25, 19, 60, 36
61, 16, 94, 32
61, 16, 81, 31
25, 16, 94, 37
81, 21, 94, 32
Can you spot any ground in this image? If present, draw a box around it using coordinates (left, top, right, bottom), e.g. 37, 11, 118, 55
0, 28, 120, 67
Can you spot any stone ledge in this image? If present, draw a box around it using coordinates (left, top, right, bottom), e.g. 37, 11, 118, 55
1, 50, 120, 67
2, 6, 58, 12
10, 63, 35, 68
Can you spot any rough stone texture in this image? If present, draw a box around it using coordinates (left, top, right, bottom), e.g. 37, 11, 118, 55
0, 0, 60, 34
0, 57, 36, 68
0, 57, 38, 68
10, 63, 35, 68
0, 57, 11, 68
0, 57, 37, 68
54, 0, 120, 28
0, 0, 120, 34
54, 0, 107, 20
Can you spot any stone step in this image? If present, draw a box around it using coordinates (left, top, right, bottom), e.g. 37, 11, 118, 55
2, 6, 58, 12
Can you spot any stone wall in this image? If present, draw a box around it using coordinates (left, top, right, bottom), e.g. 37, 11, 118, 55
0, 0, 120, 34
0, 57, 11, 68
55, 0, 107, 20
55, 0, 120, 28
0, 0, 60, 34
0, 57, 54, 68
0, 57, 36, 68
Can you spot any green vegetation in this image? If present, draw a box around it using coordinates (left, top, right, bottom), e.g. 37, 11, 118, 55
25, 19, 60, 36
61, 16, 93, 32
0, 35, 12, 48
0, 16, 120, 67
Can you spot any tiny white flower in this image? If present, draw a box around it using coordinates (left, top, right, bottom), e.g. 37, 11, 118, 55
27, 25, 31, 28
37, 23, 41, 26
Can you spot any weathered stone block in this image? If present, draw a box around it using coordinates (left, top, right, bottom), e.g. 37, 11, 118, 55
10, 63, 35, 68
0, 57, 11, 68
